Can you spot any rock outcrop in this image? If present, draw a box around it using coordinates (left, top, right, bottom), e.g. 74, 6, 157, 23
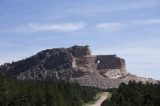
0, 45, 157, 89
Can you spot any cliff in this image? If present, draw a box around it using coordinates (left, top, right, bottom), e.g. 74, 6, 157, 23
0, 45, 157, 89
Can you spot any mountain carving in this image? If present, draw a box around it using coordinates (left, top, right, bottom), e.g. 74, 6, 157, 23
0, 45, 157, 89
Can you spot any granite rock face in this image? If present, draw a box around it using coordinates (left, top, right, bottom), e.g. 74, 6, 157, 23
0, 45, 157, 89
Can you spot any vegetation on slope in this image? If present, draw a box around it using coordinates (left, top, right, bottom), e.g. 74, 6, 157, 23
0, 74, 100, 106
102, 81, 160, 106
1, 71, 160, 106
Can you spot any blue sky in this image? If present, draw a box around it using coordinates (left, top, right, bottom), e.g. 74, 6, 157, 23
0, 0, 160, 80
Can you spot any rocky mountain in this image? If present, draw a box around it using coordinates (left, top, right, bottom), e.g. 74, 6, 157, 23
0, 45, 158, 89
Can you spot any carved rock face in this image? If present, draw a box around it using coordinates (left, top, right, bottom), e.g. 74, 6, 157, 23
69, 45, 91, 58
95, 55, 126, 70
0, 45, 157, 89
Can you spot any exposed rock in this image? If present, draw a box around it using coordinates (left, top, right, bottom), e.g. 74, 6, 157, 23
70, 72, 121, 89
0, 45, 158, 89
69, 45, 91, 58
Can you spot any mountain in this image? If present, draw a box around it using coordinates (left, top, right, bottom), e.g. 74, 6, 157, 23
0, 45, 157, 89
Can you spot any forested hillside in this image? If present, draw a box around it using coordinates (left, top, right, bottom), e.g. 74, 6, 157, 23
0, 74, 100, 106
1, 72, 160, 106
102, 81, 160, 106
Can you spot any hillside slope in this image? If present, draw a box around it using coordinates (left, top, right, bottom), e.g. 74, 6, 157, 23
0, 45, 157, 89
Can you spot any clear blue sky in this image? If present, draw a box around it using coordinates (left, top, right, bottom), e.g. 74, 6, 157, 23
0, 0, 160, 80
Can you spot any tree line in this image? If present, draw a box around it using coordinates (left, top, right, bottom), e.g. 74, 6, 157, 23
102, 80, 160, 106
0, 74, 100, 106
